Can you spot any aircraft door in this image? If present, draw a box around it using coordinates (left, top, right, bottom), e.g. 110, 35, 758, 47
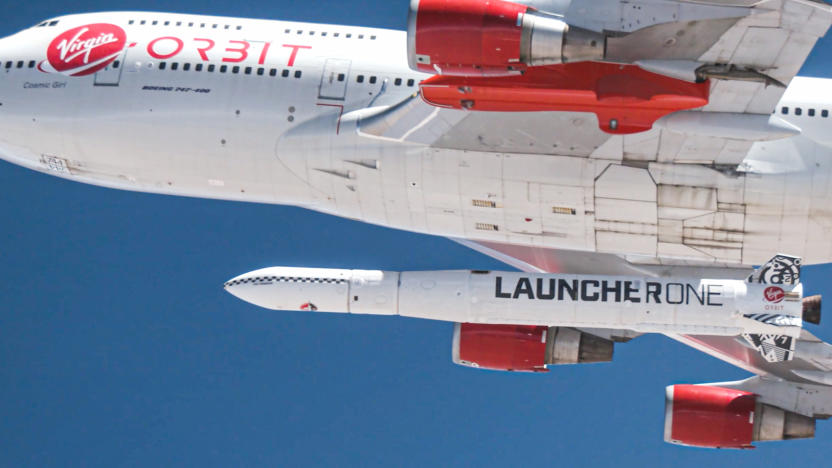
93, 48, 129, 86
318, 58, 351, 100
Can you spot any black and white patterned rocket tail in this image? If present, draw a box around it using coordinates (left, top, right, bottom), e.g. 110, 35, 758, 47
742, 333, 796, 362
747, 254, 801, 285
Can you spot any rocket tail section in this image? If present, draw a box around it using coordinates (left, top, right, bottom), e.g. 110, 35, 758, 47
742, 333, 796, 363
747, 254, 801, 286
741, 254, 805, 361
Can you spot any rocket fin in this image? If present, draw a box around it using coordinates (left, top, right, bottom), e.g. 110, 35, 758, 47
741, 333, 796, 362
746, 254, 801, 286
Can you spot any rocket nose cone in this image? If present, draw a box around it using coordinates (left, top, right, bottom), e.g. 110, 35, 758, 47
224, 266, 356, 313
223, 270, 281, 309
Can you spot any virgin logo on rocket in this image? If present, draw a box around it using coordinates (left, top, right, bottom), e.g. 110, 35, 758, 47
764, 286, 785, 303
43, 23, 126, 76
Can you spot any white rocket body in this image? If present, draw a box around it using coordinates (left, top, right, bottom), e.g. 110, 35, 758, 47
224, 267, 803, 338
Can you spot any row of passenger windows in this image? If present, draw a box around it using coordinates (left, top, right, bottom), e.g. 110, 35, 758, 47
355, 75, 416, 87
151, 61, 302, 78
5, 60, 37, 69
780, 106, 829, 117
124, 19, 378, 38
35, 20, 59, 27
2, 58, 418, 87
128, 19, 243, 30
285, 29, 376, 40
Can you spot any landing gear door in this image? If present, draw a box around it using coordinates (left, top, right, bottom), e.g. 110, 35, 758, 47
318, 58, 351, 100
93, 48, 129, 86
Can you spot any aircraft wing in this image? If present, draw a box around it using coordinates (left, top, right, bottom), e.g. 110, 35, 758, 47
456, 239, 832, 386
358, 0, 832, 169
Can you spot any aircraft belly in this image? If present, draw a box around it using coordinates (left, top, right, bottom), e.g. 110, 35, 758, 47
277, 126, 832, 267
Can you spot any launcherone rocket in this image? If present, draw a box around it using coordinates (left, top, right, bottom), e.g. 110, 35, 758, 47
224, 255, 819, 369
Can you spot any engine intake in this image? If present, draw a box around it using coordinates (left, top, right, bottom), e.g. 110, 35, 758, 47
664, 385, 816, 449
407, 0, 605, 76
452, 323, 613, 372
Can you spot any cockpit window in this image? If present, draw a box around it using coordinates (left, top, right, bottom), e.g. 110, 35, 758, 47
33, 19, 59, 28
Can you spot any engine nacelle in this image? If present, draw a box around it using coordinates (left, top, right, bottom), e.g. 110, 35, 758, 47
452, 323, 613, 372
664, 385, 816, 449
407, 0, 605, 76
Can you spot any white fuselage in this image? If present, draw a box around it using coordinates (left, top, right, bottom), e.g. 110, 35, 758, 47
1, 12, 832, 267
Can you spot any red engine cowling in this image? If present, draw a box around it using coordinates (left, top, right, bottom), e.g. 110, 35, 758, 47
407, 0, 605, 76
664, 385, 816, 449
452, 323, 613, 372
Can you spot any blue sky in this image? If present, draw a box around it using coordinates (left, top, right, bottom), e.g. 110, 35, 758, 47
2, 1, 832, 466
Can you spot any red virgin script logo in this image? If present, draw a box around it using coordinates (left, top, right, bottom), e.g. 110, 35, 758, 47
43, 24, 126, 76
764, 286, 785, 303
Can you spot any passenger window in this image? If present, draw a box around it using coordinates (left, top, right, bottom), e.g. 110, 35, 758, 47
337, 73, 345, 82
176, 21, 182, 26
358, 34, 364, 39
49, 20, 58, 26
796, 108, 802, 116
269, 69, 277, 77
129, 20, 134, 25
284, 29, 290, 33
369, 76, 377, 84
782, 106, 789, 114
152, 20, 158, 25
334, 33, 340, 37
809, 109, 816, 117
407, 78, 415, 87
164, 21, 170, 26
113, 60, 120, 69
195, 63, 203, 71
823, 110, 829, 118
236, 26, 242, 30
394, 78, 402, 86
5, 61, 12, 69
346, 33, 352, 38
370, 35, 376, 40
16, 61, 23, 68
159, 62, 167, 70
257, 67, 264, 76
357, 75, 364, 83
188, 22, 194, 27
282, 69, 289, 77
220, 65, 228, 73
183, 63, 191, 71
232, 65, 240, 73
207, 64, 215, 72
322, 32, 327, 37
140, 20, 146, 25
294, 70, 302, 78
171, 62, 178, 70
244, 66, 252, 75
28, 60, 35, 68
212, 24, 218, 29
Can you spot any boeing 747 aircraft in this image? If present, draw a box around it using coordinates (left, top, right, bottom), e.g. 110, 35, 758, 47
2, 0, 832, 448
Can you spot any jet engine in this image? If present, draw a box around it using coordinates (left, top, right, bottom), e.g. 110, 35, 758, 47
452, 323, 613, 372
407, 0, 606, 76
664, 385, 816, 449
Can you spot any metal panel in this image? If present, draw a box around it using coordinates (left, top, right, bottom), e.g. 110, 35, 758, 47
93, 49, 128, 86
318, 58, 351, 100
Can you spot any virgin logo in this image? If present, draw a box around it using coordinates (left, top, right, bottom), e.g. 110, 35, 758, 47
764, 286, 785, 303
43, 23, 126, 76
